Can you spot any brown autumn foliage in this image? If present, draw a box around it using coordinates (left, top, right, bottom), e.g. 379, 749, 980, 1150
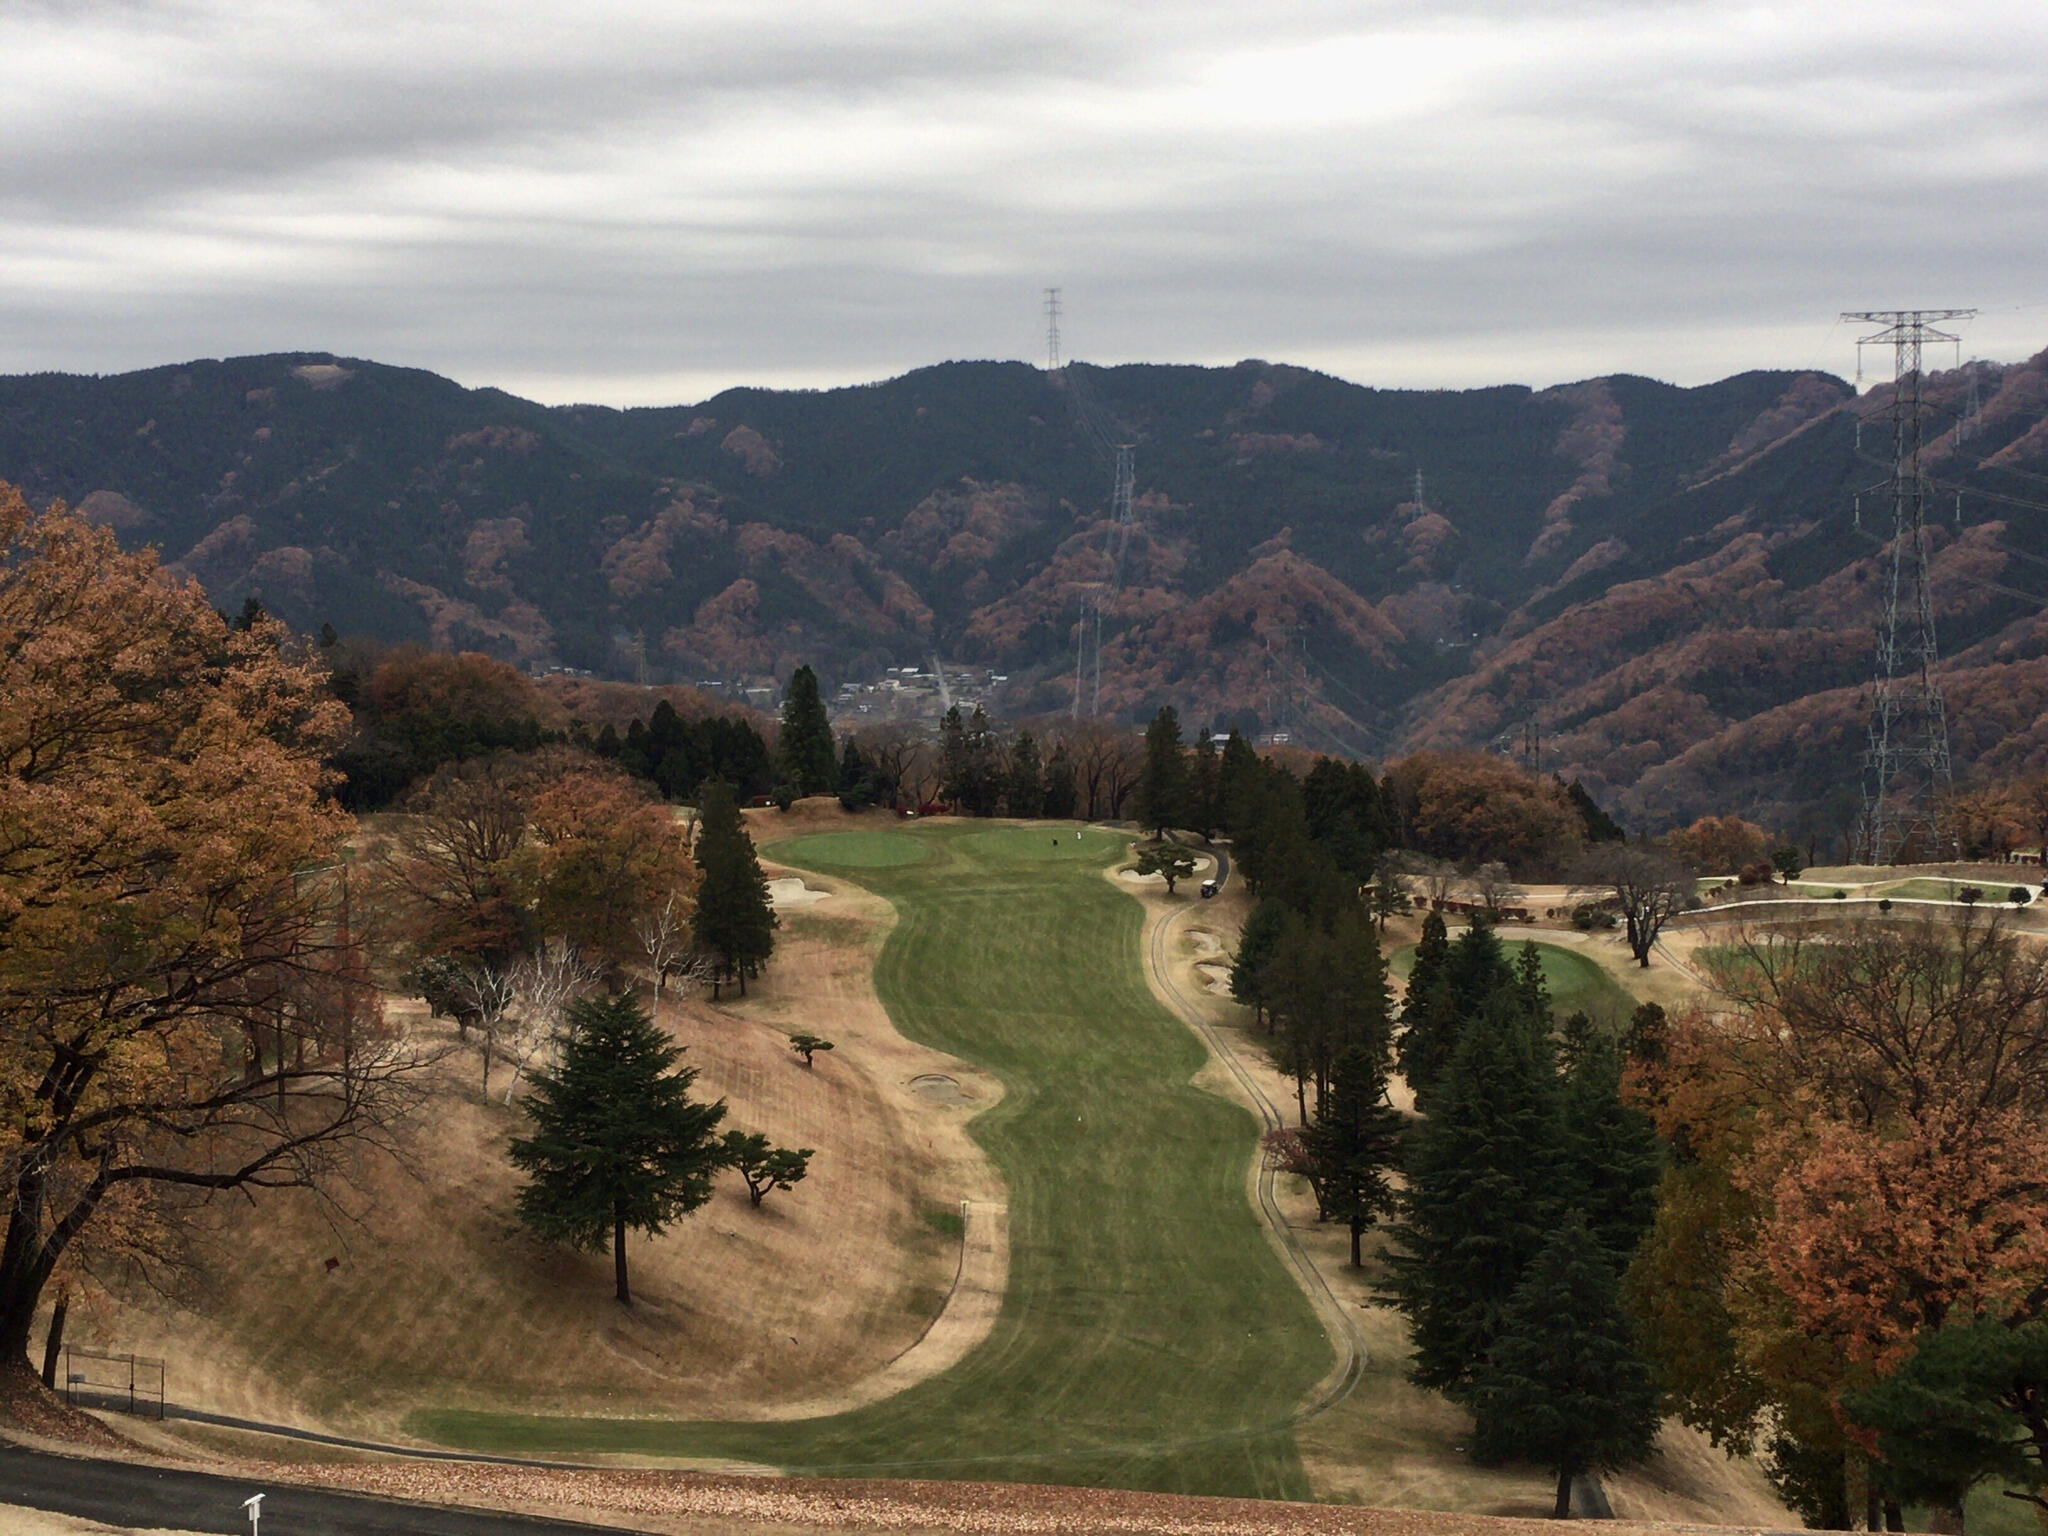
521, 762, 697, 969
1630, 915, 2048, 1462
0, 483, 428, 1363
1664, 814, 1772, 876
1381, 750, 1583, 875
366, 646, 546, 729
374, 749, 697, 974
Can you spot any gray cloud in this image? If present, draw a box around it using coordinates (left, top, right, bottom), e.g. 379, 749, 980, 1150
2, 0, 2043, 403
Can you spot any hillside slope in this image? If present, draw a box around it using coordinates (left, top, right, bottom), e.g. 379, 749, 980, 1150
5, 345, 2047, 831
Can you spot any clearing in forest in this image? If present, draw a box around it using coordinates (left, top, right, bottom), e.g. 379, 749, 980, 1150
413, 821, 1334, 1498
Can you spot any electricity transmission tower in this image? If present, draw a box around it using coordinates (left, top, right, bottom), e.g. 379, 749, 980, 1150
1045, 293, 1138, 718
1845, 308, 1973, 864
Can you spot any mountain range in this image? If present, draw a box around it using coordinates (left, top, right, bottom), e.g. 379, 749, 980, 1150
5, 344, 2048, 837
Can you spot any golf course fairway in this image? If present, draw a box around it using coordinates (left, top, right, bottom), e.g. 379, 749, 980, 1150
409, 821, 1334, 1497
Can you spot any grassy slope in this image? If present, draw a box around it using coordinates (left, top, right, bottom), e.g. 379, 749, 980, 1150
411, 822, 1332, 1498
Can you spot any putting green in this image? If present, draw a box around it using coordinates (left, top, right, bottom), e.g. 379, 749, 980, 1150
766, 829, 931, 867
411, 820, 1331, 1497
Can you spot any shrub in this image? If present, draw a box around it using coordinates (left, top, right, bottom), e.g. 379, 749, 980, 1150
2010, 887, 2032, 906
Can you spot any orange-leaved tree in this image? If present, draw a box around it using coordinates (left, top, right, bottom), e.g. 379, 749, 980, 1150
0, 485, 434, 1366
1631, 914, 2048, 1526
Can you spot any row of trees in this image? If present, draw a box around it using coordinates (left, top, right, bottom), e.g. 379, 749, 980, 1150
1386, 920, 1667, 1517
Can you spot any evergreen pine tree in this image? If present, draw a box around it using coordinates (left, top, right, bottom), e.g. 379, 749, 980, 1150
938, 704, 969, 808
1214, 728, 1263, 836
1302, 1039, 1404, 1266
1042, 741, 1079, 819
692, 778, 777, 997
1006, 731, 1045, 817
1554, 1008, 1596, 1076
1386, 1000, 1562, 1400
837, 735, 877, 809
1446, 920, 1515, 1017
1134, 705, 1190, 837
1328, 908, 1395, 1068
1187, 730, 1220, 839
1513, 939, 1552, 1029
1230, 898, 1292, 1031
1397, 912, 1457, 1103
508, 993, 729, 1305
1264, 912, 1329, 1122
1557, 1035, 1663, 1269
1469, 1211, 1662, 1517
776, 665, 838, 796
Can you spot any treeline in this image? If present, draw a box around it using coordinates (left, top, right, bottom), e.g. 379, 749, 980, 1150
1388, 918, 1668, 1517
1192, 714, 1666, 1508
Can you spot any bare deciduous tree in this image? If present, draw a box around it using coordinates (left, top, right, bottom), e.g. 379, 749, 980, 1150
1571, 845, 1695, 967
453, 960, 516, 1099
634, 892, 691, 999
1382, 849, 1461, 908
1468, 860, 1526, 916
501, 945, 600, 1103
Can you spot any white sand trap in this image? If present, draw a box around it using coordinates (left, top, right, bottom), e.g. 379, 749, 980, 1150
1186, 927, 1225, 957
1196, 961, 1233, 995
910, 1072, 976, 1106
767, 876, 831, 909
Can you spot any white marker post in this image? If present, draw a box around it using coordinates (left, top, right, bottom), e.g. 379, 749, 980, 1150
243, 1492, 263, 1536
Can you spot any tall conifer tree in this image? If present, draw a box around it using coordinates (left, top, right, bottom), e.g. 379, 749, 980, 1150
509, 993, 729, 1305
1303, 1040, 1405, 1266
1557, 1035, 1663, 1269
1134, 705, 1189, 837
776, 665, 837, 796
1470, 1212, 1661, 1516
1386, 1001, 1561, 1399
692, 778, 777, 997
1042, 741, 1079, 819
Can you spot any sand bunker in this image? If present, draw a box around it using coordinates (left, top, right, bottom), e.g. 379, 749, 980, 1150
1186, 927, 1224, 957
767, 876, 831, 909
910, 1073, 977, 1106
1196, 962, 1233, 996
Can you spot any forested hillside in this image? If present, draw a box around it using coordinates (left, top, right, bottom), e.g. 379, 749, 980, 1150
5, 344, 2047, 835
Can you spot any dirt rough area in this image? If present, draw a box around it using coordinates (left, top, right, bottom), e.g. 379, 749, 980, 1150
51, 816, 1007, 1442
202, 1458, 1811, 1536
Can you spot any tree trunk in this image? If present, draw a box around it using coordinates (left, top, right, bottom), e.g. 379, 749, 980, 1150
39, 1287, 69, 1388
1349, 1217, 1363, 1268
1554, 1465, 1574, 1519
1885, 1501, 1905, 1532
614, 1209, 630, 1306
1927, 1502, 1965, 1535
1296, 1078, 1307, 1126
738, 968, 747, 997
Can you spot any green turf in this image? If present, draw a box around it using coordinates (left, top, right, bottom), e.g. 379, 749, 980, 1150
766, 829, 932, 866
408, 820, 1331, 1497
1389, 938, 1635, 1023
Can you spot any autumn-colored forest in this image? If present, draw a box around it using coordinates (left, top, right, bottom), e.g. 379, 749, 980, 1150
5, 344, 2047, 837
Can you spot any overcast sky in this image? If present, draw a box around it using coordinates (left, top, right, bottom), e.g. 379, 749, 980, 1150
4, 0, 2044, 406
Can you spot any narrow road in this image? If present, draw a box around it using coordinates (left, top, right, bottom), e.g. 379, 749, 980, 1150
1141, 880, 1368, 1422
0, 1443, 649, 1536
